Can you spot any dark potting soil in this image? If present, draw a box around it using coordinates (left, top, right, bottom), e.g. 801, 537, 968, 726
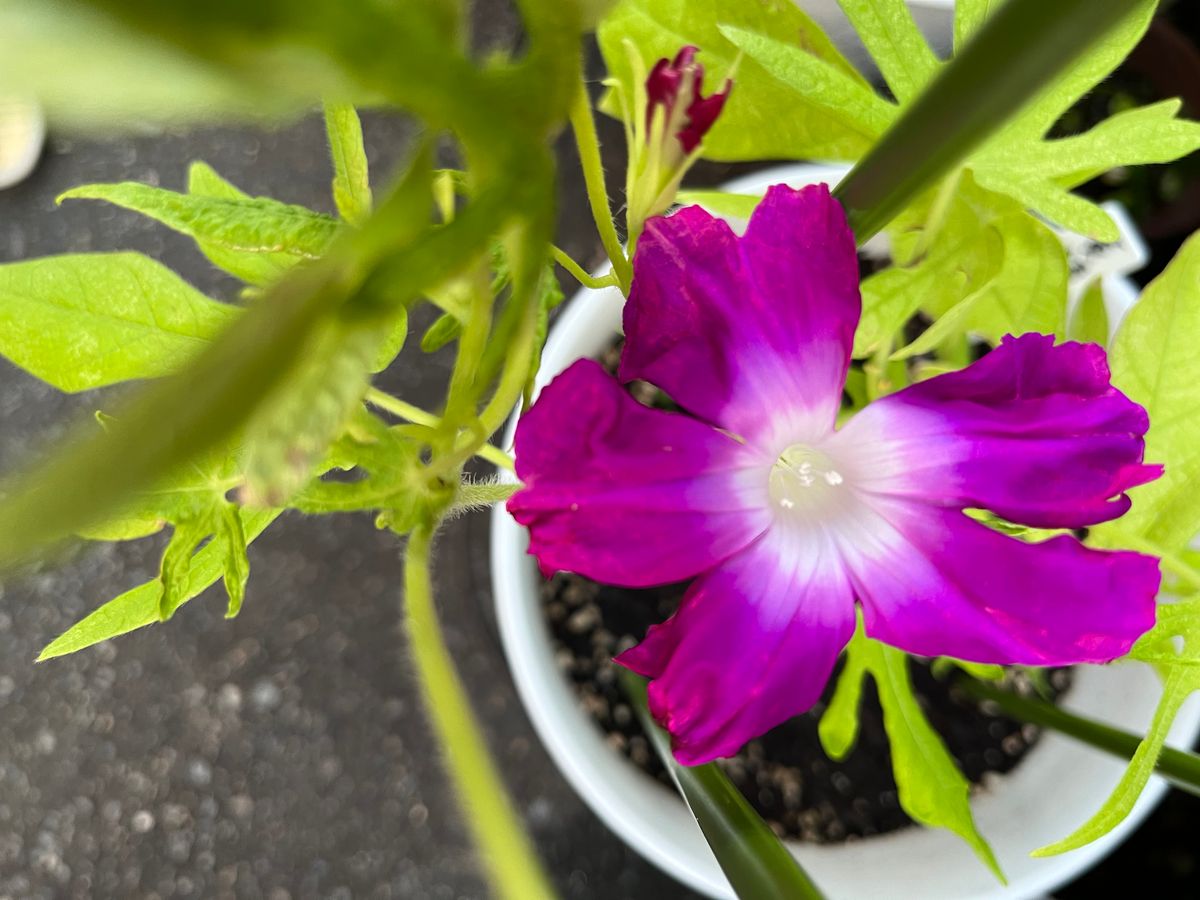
542, 340, 1071, 844
542, 571, 1070, 844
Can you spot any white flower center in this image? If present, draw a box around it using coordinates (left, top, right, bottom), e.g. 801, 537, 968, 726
768, 444, 850, 524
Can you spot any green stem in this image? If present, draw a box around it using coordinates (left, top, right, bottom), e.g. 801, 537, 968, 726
403, 527, 556, 899
551, 245, 619, 290
835, 0, 1150, 244
620, 671, 828, 900
954, 675, 1200, 798
568, 78, 633, 294
365, 388, 513, 471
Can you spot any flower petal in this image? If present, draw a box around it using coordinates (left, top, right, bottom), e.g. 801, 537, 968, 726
836, 495, 1159, 666
621, 184, 860, 453
509, 359, 771, 587
617, 525, 856, 764
831, 334, 1161, 529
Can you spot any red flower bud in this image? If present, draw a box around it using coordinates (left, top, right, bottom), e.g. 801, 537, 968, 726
645, 46, 730, 154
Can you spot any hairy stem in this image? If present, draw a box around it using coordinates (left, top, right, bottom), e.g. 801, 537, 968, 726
568, 78, 633, 294
403, 527, 556, 899
551, 245, 620, 290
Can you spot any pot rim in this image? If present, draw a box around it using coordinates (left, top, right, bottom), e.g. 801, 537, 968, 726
490, 163, 1200, 899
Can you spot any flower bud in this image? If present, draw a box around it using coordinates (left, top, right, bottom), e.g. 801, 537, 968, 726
645, 46, 730, 160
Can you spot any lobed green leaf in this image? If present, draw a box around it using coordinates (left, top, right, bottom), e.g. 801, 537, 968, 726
38, 508, 281, 660
833, 0, 939, 104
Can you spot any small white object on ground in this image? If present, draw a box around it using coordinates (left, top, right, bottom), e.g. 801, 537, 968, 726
0, 96, 46, 190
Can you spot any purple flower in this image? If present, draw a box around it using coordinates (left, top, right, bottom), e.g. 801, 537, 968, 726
508, 185, 1161, 765
645, 46, 730, 156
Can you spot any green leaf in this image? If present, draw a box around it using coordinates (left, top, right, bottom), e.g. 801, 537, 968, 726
1035, 666, 1194, 856
59, 181, 341, 272
888, 180, 1068, 350
371, 308, 409, 373
718, 25, 896, 146
833, 0, 940, 104
597, 0, 875, 162
38, 508, 281, 660
675, 190, 762, 219
891, 278, 994, 360
1068, 279, 1108, 345
1099, 233, 1200, 552
324, 102, 374, 226
998, 100, 1200, 187
832, 0, 1183, 244
158, 514, 215, 620
217, 502, 250, 617
421, 312, 464, 353
997, 0, 1158, 142
868, 642, 1004, 881
818, 637, 868, 761
290, 413, 436, 532
953, 0, 1003, 51
0, 252, 236, 392
187, 162, 306, 285
620, 670, 827, 900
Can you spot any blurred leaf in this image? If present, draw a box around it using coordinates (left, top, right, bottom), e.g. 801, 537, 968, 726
0, 0, 352, 130
59, 181, 340, 265
241, 316, 393, 507
1096, 233, 1200, 553
371, 308, 409, 373
525, 263, 565, 405
38, 508, 281, 660
1068, 279, 1108, 345
421, 312, 464, 352
324, 103, 374, 226
0, 252, 236, 392
833, 0, 939, 104
597, 0, 874, 161
187, 162, 301, 285
953, 0, 1003, 52
620, 670, 828, 900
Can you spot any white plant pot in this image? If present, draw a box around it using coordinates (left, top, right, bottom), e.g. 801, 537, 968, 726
491, 164, 1200, 899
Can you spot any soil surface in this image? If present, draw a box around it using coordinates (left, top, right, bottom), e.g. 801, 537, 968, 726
542, 570, 1067, 843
